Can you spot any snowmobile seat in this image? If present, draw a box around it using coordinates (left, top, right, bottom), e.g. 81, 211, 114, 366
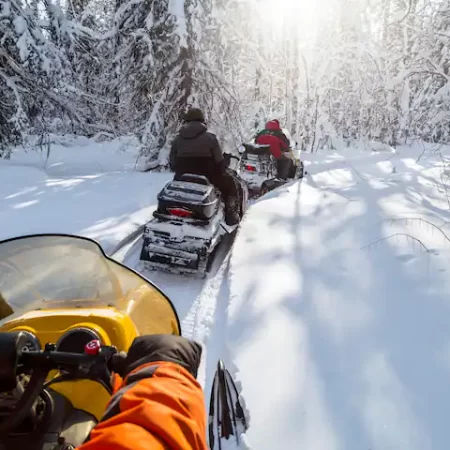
176, 173, 211, 186
243, 143, 272, 157
154, 176, 220, 221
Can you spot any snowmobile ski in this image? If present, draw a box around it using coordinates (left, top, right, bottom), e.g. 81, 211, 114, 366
209, 360, 248, 450
220, 223, 239, 235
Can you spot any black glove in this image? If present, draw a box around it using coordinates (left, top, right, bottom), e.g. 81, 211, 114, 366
223, 153, 231, 169
124, 334, 202, 379
216, 159, 226, 174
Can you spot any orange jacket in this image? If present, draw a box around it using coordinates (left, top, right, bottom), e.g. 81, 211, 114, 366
77, 361, 207, 450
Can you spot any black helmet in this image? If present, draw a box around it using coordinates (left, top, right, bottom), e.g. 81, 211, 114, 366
183, 108, 205, 123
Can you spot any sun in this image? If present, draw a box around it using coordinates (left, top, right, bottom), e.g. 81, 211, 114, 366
258, 0, 321, 34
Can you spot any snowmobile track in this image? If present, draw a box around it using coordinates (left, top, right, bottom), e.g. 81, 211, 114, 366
109, 224, 147, 260
109, 226, 238, 339
107, 217, 249, 448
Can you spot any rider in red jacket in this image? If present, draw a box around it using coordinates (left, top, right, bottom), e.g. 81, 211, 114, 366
255, 120, 290, 158
255, 120, 295, 179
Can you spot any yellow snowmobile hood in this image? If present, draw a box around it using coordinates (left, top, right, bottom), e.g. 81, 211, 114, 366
0, 234, 181, 420
0, 234, 180, 336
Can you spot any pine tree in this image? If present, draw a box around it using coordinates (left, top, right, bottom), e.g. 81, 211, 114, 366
0, 0, 78, 155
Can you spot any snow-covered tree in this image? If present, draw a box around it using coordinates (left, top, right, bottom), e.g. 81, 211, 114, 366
2, 0, 450, 158
0, 0, 90, 155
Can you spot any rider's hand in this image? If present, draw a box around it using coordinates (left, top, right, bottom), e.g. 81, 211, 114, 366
124, 334, 202, 379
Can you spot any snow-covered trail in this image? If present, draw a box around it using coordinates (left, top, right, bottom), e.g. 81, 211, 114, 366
118, 231, 235, 391
228, 148, 450, 450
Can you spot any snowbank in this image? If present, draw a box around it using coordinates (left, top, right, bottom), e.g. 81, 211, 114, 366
0, 137, 171, 253
7, 135, 148, 176
228, 146, 450, 449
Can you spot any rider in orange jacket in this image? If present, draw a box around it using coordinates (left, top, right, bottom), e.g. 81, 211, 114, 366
77, 334, 207, 450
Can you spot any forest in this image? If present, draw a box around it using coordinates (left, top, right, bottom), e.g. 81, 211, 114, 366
0, 0, 449, 164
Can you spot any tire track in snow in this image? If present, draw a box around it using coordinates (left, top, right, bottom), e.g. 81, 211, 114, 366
114, 230, 235, 389
181, 241, 232, 388
110, 226, 145, 261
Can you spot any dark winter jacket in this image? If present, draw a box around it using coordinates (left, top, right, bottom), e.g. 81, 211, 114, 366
255, 120, 290, 159
169, 122, 225, 178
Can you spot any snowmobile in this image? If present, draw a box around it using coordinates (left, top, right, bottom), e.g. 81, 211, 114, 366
238, 143, 305, 198
139, 154, 248, 277
0, 234, 247, 450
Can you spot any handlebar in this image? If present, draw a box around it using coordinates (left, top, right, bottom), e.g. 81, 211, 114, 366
223, 153, 239, 160
19, 343, 127, 378
0, 335, 128, 435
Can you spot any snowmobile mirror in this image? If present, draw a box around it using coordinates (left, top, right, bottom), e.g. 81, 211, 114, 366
238, 145, 245, 154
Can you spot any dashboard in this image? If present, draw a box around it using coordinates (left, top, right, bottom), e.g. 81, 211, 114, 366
55, 327, 101, 353
19, 327, 101, 354
0, 307, 136, 353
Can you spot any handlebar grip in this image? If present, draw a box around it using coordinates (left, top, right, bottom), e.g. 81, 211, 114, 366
223, 153, 239, 160
110, 351, 127, 377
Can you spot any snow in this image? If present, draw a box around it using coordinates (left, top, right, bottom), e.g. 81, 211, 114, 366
16, 34, 29, 61
3, 136, 450, 449
0, 1, 11, 18
13, 16, 26, 34
168, 0, 187, 48
119, 142, 450, 450
227, 143, 450, 449
0, 136, 171, 253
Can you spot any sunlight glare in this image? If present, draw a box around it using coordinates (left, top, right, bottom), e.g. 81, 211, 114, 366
258, 0, 337, 41
259, 0, 316, 30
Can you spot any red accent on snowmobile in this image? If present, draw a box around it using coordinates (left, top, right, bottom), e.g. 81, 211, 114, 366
167, 207, 194, 218
244, 164, 257, 172
84, 339, 101, 355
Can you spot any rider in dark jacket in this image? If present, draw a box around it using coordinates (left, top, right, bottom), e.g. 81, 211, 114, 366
169, 108, 240, 226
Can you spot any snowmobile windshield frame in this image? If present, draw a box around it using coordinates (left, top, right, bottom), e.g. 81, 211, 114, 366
0, 234, 181, 334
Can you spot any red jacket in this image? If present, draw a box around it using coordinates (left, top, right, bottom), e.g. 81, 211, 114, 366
255, 120, 290, 159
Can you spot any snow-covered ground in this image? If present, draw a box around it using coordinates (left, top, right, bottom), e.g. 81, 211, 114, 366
0, 136, 171, 253
117, 140, 450, 450
2, 137, 450, 449
227, 143, 450, 449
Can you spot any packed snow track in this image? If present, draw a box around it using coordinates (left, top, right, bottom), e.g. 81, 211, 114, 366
114, 228, 237, 391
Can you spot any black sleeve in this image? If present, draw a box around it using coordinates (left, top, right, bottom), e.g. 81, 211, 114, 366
124, 334, 202, 378
209, 133, 225, 172
279, 133, 291, 149
169, 138, 178, 171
